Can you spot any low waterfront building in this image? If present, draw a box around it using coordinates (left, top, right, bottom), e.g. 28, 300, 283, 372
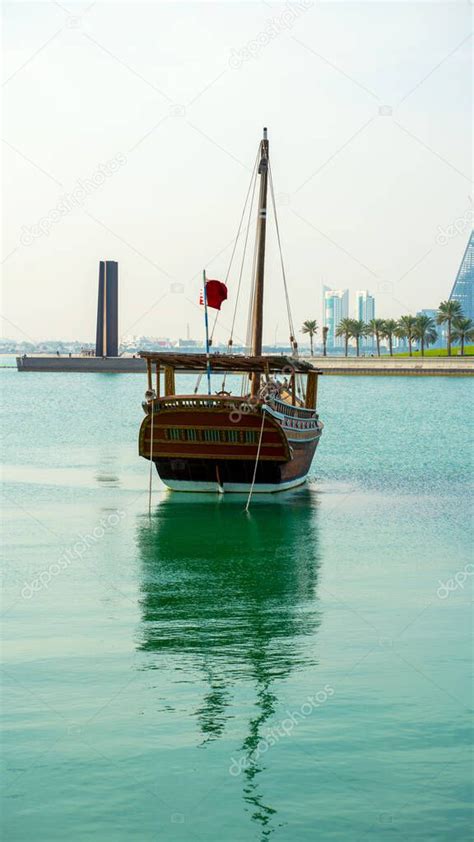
416, 308, 443, 348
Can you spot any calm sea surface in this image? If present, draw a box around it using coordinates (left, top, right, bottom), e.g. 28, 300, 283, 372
1, 361, 473, 841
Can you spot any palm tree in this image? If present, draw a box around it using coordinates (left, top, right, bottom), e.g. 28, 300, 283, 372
437, 300, 462, 356
367, 318, 386, 357
301, 319, 318, 356
335, 318, 353, 356
322, 325, 329, 357
396, 315, 417, 356
382, 319, 397, 357
451, 317, 474, 356
349, 319, 368, 357
413, 315, 437, 356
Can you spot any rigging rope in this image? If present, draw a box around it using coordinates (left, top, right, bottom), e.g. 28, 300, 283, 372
227, 162, 258, 346
245, 227, 259, 352
245, 408, 266, 513
242, 223, 260, 395
209, 148, 260, 345
148, 392, 156, 516
221, 158, 259, 392
268, 160, 297, 354
194, 145, 297, 400
193, 372, 203, 394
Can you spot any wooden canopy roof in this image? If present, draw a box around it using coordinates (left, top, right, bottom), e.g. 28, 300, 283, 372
139, 353, 321, 374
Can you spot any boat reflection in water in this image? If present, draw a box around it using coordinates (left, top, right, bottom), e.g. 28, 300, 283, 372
136, 488, 322, 837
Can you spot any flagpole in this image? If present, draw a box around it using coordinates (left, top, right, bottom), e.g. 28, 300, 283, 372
203, 269, 211, 395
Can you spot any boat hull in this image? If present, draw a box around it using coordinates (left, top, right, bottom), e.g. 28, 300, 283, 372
139, 395, 322, 494
159, 476, 308, 494
152, 437, 320, 493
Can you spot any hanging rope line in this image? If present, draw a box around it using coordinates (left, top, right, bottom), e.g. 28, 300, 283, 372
148, 393, 156, 516
241, 217, 261, 396
245, 222, 259, 353
268, 159, 297, 354
220, 163, 259, 392
209, 148, 260, 345
193, 372, 203, 394
193, 145, 297, 400
296, 372, 306, 401
227, 162, 258, 347
245, 408, 266, 513
191, 149, 258, 397
224, 148, 260, 286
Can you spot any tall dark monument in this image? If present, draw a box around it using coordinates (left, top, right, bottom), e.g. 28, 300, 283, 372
95, 261, 118, 357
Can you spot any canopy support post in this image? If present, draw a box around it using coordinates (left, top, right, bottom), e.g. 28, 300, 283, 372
164, 366, 175, 396
305, 371, 318, 409
155, 363, 160, 397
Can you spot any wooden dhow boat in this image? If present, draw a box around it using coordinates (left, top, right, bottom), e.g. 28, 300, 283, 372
139, 129, 323, 493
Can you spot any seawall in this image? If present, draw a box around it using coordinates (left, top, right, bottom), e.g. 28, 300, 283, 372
15, 354, 474, 376
16, 355, 147, 373
308, 357, 473, 376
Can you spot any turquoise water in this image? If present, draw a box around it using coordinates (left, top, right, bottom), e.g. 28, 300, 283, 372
1, 363, 473, 841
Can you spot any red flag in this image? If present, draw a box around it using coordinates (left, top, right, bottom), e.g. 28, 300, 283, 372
200, 280, 228, 311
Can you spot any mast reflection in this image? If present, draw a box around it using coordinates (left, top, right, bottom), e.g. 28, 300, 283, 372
136, 489, 322, 838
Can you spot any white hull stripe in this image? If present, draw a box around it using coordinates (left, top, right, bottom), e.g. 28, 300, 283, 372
161, 475, 309, 494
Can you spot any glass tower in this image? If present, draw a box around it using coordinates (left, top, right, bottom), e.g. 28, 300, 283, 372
449, 230, 474, 320
323, 287, 349, 348
355, 290, 375, 350
355, 290, 375, 323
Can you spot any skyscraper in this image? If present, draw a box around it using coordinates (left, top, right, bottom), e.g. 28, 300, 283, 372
355, 290, 375, 323
356, 290, 375, 351
449, 230, 474, 320
95, 261, 118, 357
323, 287, 349, 348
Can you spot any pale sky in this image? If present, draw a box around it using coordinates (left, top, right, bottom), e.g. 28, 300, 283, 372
2, 0, 472, 345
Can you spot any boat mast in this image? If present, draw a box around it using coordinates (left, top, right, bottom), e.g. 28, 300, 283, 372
251, 127, 269, 397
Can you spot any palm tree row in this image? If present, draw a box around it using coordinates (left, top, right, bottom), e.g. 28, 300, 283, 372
436, 300, 474, 355
302, 302, 473, 357
333, 315, 439, 357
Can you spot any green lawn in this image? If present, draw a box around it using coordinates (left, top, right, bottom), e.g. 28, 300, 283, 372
395, 345, 474, 357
